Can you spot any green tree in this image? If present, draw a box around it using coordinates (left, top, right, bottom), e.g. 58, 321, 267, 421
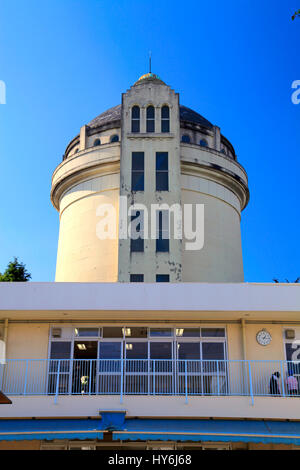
0, 257, 31, 282
292, 9, 300, 20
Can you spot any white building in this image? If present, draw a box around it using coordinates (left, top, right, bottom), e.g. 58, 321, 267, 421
0, 73, 299, 451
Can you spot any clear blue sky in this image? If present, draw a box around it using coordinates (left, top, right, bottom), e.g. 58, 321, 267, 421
0, 0, 299, 282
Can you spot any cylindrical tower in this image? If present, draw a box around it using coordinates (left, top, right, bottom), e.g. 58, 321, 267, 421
51, 73, 249, 282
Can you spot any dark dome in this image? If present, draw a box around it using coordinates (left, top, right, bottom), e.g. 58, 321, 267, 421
87, 104, 213, 130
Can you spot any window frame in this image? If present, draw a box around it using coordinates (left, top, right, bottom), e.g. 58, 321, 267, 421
131, 105, 140, 133
161, 105, 170, 133
146, 105, 155, 133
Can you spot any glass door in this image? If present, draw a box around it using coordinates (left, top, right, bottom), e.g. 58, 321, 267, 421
201, 342, 227, 395
176, 342, 201, 395
48, 341, 72, 395
150, 341, 173, 394
72, 341, 98, 394
125, 342, 148, 394
98, 342, 122, 394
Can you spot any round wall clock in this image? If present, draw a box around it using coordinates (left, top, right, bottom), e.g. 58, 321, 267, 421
256, 329, 272, 346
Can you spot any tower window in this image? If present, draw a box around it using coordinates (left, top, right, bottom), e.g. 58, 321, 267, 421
130, 274, 144, 282
93, 139, 101, 146
161, 105, 170, 133
156, 210, 169, 252
110, 134, 119, 143
200, 139, 208, 147
131, 152, 144, 191
156, 152, 168, 191
156, 275, 170, 282
131, 106, 140, 133
181, 135, 190, 143
130, 210, 144, 252
146, 106, 155, 133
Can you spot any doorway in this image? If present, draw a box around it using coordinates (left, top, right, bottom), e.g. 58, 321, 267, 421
72, 341, 98, 394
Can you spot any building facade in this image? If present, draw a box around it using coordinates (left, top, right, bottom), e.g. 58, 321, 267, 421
0, 74, 300, 451
51, 73, 248, 283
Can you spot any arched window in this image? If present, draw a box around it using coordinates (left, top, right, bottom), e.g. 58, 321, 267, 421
131, 106, 140, 133
200, 139, 208, 147
221, 148, 226, 154
146, 106, 155, 133
110, 134, 119, 143
93, 139, 101, 146
161, 105, 170, 133
181, 134, 190, 143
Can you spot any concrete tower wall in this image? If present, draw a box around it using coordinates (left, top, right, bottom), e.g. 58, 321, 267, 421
51, 75, 249, 282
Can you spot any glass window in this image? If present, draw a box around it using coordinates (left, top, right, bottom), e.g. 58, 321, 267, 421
176, 328, 200, 337
201, 328, 225, 338
181, 135, 190, 143
130, 274, 144, 282
131, 152, 144, 191
156, 210, 169, 252
74, 328, 99, 337
131, 106, 140, 132
102, 327, 123, 338
200, 139, 208, 147
285, 343, 300, 374
93, 139, 101, 146
150, 328, 172, 337
74, 341, 97, 359
50, 342, 71, 359
161, 105, 170, 133
110, 134, 119, 143
126, 342, 147, 359
99, 342, 121, 359
202, 342, 225, 360
156, 275, 169, 282
123, 327, 147, 338
150, 342, 172, 359
156, 152, 168, 191
146, 106, 155, 132
177, 342, 200, 360
130, 210, 144, 252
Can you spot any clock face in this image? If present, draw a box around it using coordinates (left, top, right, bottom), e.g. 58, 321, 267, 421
256, 330, 272, 346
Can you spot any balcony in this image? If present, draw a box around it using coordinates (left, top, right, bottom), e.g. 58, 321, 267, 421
1, 359, 299, 402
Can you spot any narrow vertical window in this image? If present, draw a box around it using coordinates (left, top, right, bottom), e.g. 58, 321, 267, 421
156, 210, 169, 252
131, 106, 140, 133
156, 152, 168, 191
161, 105, 170, 133
130, 210, 144, 252
146, 106, 155, 132
131, 152, 144, 191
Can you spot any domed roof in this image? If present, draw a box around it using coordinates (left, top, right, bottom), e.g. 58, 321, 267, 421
134, 73, 165, 86
87, 104, 213, 130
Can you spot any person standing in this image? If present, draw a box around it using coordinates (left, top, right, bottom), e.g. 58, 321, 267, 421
287, 373, 298, 396
269, 371, 281, 395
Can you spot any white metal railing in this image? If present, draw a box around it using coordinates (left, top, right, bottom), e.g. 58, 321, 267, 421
0, 359, 299, 403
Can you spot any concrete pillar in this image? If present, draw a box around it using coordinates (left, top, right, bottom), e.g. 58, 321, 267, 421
214, 125, 221, 151
79, 125, 87, 151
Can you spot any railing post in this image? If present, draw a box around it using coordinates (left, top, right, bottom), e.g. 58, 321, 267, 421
280, 361, 285, 397
248, 360, 254, 406
185, 360, 188, 404
216, 361, 220, 396
23, 359, 29, 396
54, 360, 60, 404
120, 357, 124, 404
153, 360, 156, 396
89, 360, 92, 395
